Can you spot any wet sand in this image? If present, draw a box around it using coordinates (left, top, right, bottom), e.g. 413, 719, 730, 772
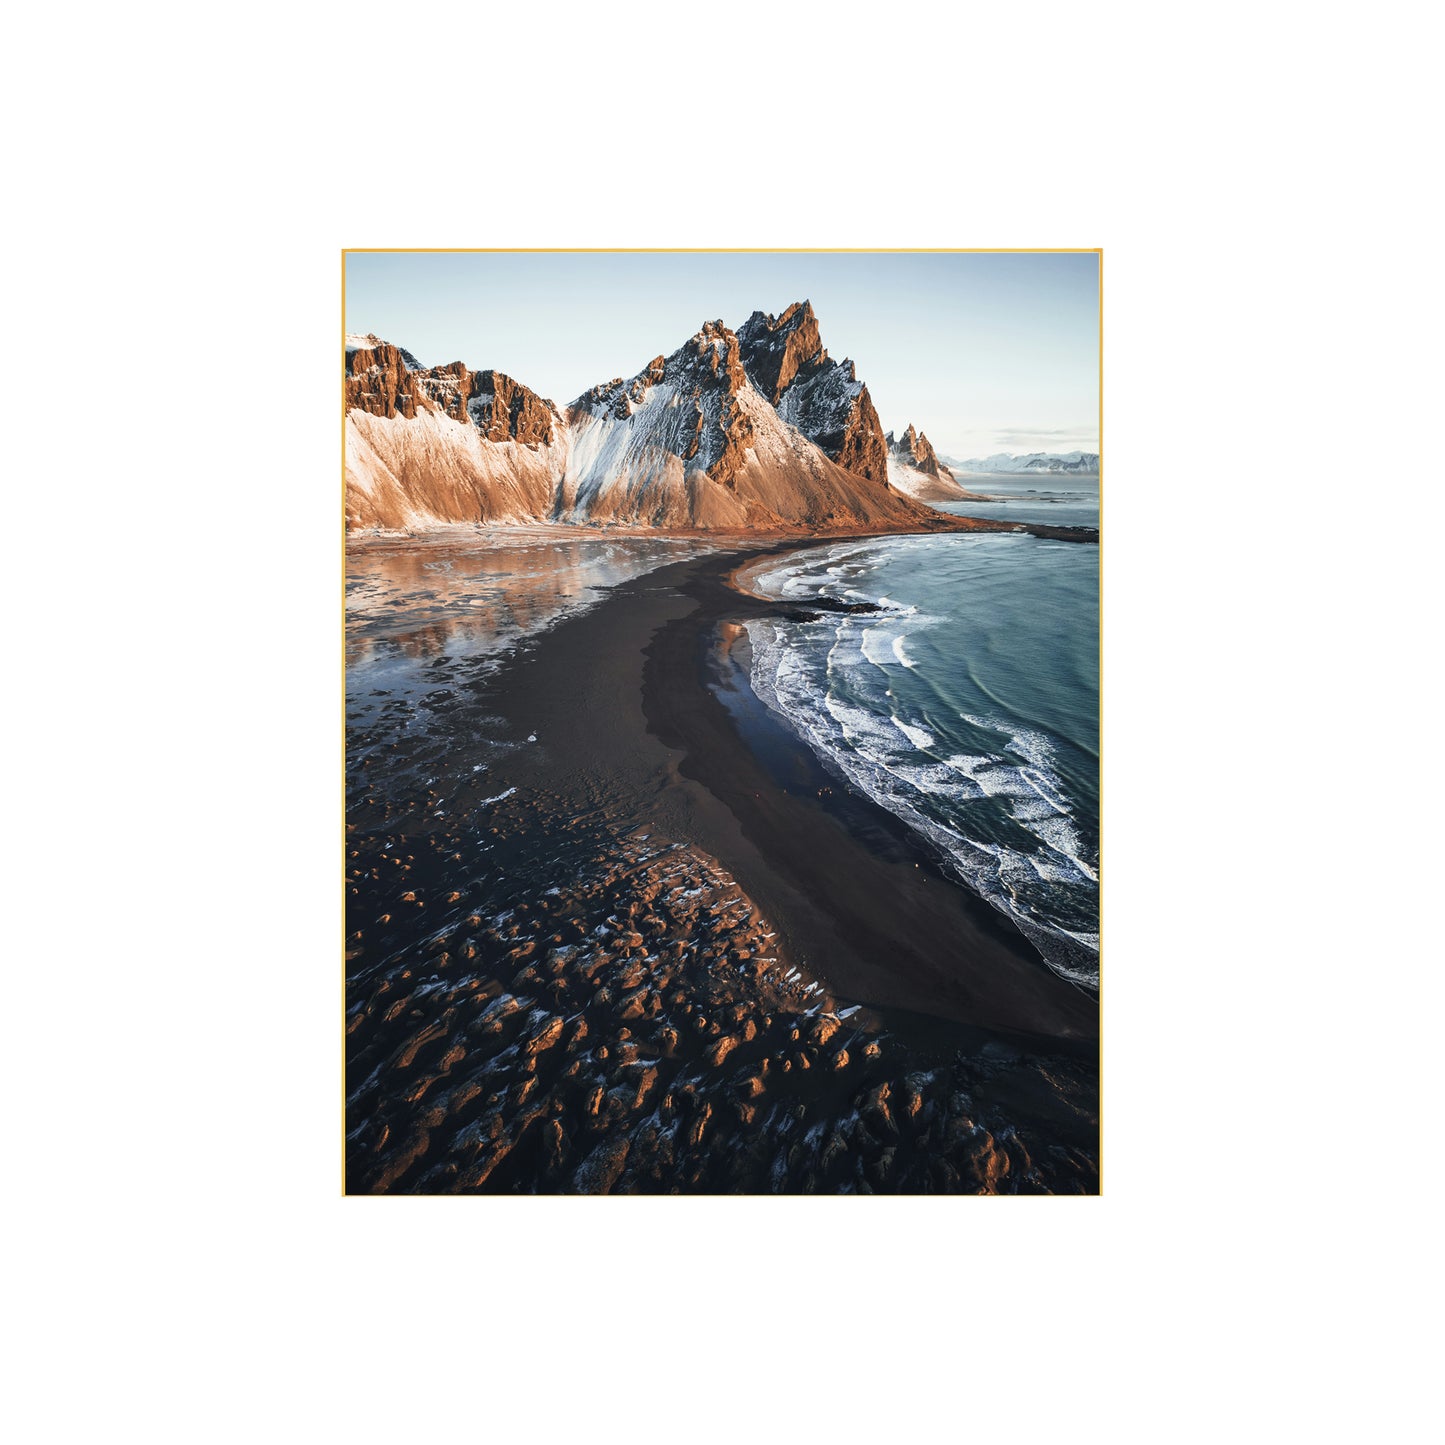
490, 545, 1095, 1040
345, 529, 1099, 1193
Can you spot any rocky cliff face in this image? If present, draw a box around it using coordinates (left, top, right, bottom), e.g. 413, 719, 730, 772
567, 321, 756, 494
737, 302, 890, 487
346, 336, 559, 442
345, 308, 961, 532
345, 336, 427, 419
558, 319, 939, 531
344, 346, 564, 528
735, 300, 823, 401
345, 337, 568, 529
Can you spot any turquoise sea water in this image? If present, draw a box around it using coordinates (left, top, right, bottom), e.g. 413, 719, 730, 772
941, 473, 1100, 528
742, 493, 1099, 986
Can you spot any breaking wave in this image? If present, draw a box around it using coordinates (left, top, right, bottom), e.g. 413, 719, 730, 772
741, 535, 1100, 988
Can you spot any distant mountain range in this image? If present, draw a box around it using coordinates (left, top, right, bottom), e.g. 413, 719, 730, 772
343, 302, 982, 532
944, 451, 1100, 475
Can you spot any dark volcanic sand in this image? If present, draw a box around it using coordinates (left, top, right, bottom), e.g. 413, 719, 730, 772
345, 534, 1099, 1194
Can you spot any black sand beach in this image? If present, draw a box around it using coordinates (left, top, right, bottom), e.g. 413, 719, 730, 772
345, 532, 1099, 1193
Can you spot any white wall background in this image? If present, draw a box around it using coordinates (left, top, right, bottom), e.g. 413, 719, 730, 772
3, 2, 1437, 1440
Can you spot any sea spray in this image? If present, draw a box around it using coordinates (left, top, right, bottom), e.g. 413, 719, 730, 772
742, 524, 1100, 988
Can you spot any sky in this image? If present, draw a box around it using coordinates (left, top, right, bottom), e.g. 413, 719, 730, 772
345, 252, 1099, 460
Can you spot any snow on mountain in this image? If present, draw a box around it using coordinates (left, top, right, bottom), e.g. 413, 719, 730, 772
885, 454, 955, 502
346, 333, 423, 371
343, 315, 959, 533
346, 406, 568, 530
556, 320, 938, 529
344, 339, 565, 528
888, 422, 952, 479
736, 302, 890, 486
882, 424, 989, 503
947, 451, 1100, 474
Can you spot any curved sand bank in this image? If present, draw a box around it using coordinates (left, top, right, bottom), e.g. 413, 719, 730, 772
345, 538, 1098, 1193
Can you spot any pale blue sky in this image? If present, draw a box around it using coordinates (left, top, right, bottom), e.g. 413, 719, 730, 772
345, 251, 1099, 459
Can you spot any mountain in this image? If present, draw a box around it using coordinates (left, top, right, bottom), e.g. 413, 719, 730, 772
555, 318, 934, 530
344, 307, 960, 533
891, 423, 951, 479
345, 332, 421, 378
946, 451, 1100, 475
884, 423, 988, 502
345, 338, 569, 529
735, 301, 890, 487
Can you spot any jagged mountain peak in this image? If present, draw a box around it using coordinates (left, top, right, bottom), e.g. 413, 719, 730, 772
344, 338, 569, 530
344, 307, 960, 533
571, 319, 751, 428
889, 422, 952, 481
563, 317, 762, 514
736, 300, 826, 403
465, 369, 562, 445
345, 333, 424, 373
345, 337, 561, 449
735, 301, 888, 486
682, 319, 749, 390
740, 297, 816, 330
547, 311, 950, 530
741, 297, 819, 343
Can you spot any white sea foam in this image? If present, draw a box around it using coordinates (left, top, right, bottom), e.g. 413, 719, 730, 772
825, 621, 867, 672
859, 623, 895, 669
892, 718, 936, 750
742, 566, 1099, 988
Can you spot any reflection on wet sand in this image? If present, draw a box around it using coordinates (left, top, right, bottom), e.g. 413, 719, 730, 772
346, 528, 716, 679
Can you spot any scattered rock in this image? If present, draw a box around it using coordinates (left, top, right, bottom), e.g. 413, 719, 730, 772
706, 1035, 740, 1068
570, 1136, 631, 1195
521, 1015, 563, 1057
687, 1103, 713, 1149
810, 1015, 842, 1048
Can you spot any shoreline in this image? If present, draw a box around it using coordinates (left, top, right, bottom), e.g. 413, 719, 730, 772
345, 531, 1098, 1191
344, 514, 1099, 553
639, 542, 1098, 1047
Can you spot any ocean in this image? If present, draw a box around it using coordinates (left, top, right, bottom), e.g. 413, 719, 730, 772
738, 478, 1100, 987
